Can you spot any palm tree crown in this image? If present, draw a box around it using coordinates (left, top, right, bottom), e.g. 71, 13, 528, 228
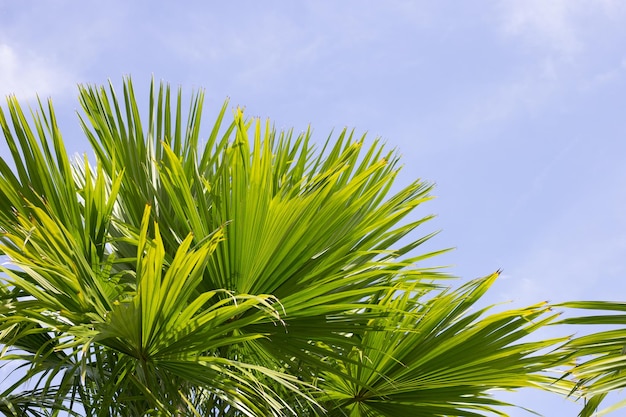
0, 78, 596, 416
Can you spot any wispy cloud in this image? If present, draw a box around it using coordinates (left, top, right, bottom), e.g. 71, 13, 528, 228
0, 2, 135, 99
498, 0, 626, 57
498, 234, 626, 307
0, 43, 75, 100
499, 0, 583, 58
454, 1, 626, 133
496, 183, 626, 306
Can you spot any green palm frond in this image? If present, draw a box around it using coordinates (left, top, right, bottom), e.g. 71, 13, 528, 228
556, 301, 626, 417
319, 271, 573, 417
75, 78, 448, 382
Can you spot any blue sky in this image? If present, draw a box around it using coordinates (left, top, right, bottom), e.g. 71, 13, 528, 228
1, 1, 626, 415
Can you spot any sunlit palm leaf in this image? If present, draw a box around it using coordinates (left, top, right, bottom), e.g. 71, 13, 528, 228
76, 79, 447, 387
556, 301, 626, 417
318, 271, 573, 417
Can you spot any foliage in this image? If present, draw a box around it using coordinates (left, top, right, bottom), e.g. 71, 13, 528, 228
556, 301, 626, 416
0, 78, 587, 416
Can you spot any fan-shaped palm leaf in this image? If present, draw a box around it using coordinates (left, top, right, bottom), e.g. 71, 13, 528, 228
318, 271, 572, 417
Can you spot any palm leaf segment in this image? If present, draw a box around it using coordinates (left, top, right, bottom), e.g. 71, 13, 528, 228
556, 301, 626, 417
0, 78, 571, 416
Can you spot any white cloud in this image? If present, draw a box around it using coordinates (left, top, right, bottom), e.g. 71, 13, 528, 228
496, 193, 626, 307
498, 236, 626, 310
580, 57, 626, 91
499, 0, 583, 57
0, 43, 74, 100
498, 0, 626, 58
460, 76, 553, 131
455, 1, 626, 133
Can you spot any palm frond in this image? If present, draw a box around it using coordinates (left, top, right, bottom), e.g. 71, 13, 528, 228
555, 301, 626, 417
319, 272, 573, 417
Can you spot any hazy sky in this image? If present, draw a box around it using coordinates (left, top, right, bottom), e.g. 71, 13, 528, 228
2, 1, 626, 415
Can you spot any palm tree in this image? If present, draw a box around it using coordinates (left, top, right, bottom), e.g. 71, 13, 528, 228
0, 78, 574, 416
